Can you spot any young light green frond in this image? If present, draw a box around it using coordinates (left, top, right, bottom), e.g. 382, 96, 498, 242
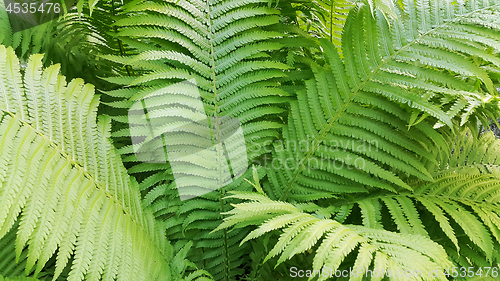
216, 191, 454, 281
0, 45, 213, 281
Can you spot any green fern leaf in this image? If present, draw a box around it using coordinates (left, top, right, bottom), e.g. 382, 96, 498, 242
0, 274, 40, 281
217, 190, 454, 281
0, 45, 213, 281
332, 129, 500, 269
267, 0, 500, 201
99, 0, 294, 279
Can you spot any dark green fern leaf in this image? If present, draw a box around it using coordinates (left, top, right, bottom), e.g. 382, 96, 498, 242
98, 0, 295, 279
266, 0, 500, 202
0, 274, 41, 281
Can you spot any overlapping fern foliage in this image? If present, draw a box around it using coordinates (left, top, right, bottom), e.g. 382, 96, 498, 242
264, 0, 500, 201
215, 1, 500, 280
102, 0, 500, 280
2, 0, 500, 280
217, 129, 500, 280
0, 0, 126, 86
0, 45, 213, 280
287, 0, 396, 50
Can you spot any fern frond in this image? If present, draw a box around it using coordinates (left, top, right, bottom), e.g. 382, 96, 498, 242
0, 0, 128, 87
0, 224, 29, 278
0, 45, 213, 281
293, 0, 355, 48
100, 0, 295, 279
216, 191, 453, 281
282, 0, 396, 53
267, 0, 500, 201
331, 129, 500, 269
266, 38, 444, 201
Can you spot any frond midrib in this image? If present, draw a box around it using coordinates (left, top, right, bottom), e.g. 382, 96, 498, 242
0, 107, 169, 264
205, 1, 231, 279
280, 3, 500, 200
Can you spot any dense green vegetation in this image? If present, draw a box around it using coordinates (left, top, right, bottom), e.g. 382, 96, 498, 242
1, 0, 500, 280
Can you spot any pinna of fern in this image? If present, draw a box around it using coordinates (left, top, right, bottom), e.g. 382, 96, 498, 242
0, 45, 213, 281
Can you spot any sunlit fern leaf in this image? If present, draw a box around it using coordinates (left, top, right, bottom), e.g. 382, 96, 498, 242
214, 191, 454, 281
0, 45, 214, 281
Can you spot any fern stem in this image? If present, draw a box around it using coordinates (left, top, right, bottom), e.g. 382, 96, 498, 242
204, 0, 231, 279
329, 0, 334, 42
